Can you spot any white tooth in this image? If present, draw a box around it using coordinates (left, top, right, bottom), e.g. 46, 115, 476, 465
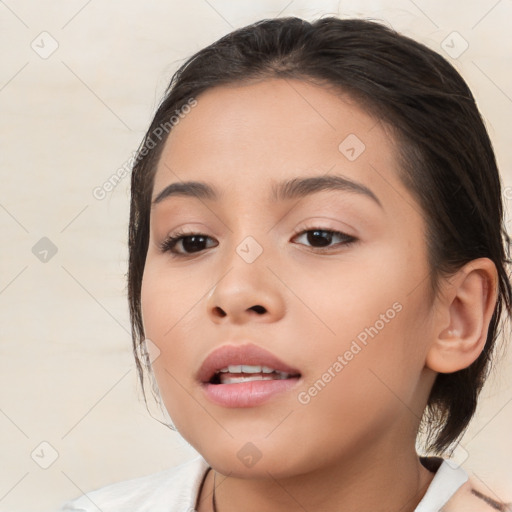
241, 364, 262, 373
276, 371, 290, 379
220, 374, 275, 384
228, 365, 242, 373
219, 368, 229, 373
262, 366, 274, 373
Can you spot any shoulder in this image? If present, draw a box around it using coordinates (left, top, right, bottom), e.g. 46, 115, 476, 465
57, 456, 210, 512
442, 474, 512, 512
416, 457, 511, 512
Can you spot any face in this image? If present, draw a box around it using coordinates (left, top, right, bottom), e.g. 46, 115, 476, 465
140, 78, 438, 478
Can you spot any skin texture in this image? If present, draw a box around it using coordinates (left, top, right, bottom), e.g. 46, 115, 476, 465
140, 78, 498, 511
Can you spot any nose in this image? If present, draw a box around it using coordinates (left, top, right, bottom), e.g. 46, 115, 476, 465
205, 239, 286, 325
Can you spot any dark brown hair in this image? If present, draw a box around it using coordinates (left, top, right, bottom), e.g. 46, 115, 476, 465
127, 16, 512, 454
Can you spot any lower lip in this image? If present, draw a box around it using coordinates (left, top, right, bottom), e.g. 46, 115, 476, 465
202, 378, 301, 408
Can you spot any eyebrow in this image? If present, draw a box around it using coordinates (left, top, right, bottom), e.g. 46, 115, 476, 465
151, 174, 382, 208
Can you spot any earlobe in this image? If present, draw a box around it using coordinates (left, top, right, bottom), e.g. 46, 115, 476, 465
425, 258, 498, 374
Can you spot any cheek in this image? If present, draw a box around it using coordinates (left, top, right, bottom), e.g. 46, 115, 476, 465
326, 292, 433, 422
298, 249, 432, 392
299, 252, 404, 341
140, 261, 210, 411
292, 306, 429, 444
141, 261, 166, 337
140, 259, 208, 339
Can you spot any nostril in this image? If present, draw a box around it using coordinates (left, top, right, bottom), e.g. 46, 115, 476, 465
250, 305, 266, 314
213, 306, 226, 317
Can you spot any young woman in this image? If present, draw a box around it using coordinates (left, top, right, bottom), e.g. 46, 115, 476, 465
60, 15, 512, 512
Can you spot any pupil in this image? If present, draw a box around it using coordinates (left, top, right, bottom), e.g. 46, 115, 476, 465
183, 235, 206, 252
309, 230, 331, 247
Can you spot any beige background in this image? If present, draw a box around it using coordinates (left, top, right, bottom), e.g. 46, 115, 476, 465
1, 1, 511, 511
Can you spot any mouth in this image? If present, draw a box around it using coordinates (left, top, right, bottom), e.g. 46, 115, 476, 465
197, 343, 302, 407
209, 365, 300, 385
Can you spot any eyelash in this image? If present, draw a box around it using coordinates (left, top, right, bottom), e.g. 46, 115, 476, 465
158, 226, 357, 258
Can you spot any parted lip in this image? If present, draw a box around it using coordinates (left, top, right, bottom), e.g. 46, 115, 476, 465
197, 343, 302, 384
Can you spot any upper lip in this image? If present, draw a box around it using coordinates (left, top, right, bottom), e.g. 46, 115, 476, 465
197, 343, 301, 383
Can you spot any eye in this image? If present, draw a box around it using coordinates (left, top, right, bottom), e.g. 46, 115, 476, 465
291, 228, 356, 251
158, 227, 357, 258
158, 230, 217, 257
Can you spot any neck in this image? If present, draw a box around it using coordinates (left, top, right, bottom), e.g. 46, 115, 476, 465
199, 433, 435, 512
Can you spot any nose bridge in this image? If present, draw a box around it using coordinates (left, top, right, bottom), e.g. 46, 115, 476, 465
221, 209, 274, 270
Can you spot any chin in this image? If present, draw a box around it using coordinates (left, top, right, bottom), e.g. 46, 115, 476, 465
197, 438, 311, 480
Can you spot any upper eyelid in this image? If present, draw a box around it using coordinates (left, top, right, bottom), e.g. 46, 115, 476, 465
166, 226, 353, 240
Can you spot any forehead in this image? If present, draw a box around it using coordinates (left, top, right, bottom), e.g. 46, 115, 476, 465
152, 78, 409, 214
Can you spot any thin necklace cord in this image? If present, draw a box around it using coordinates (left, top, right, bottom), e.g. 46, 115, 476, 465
212, 469, 218, 512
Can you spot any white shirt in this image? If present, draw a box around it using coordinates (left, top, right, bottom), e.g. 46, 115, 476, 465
58, 456, 468, 512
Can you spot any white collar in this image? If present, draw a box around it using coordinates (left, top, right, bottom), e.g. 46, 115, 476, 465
414, 459, 469, 512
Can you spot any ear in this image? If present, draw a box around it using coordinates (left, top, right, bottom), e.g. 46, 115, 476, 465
425, 258, 498, 373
